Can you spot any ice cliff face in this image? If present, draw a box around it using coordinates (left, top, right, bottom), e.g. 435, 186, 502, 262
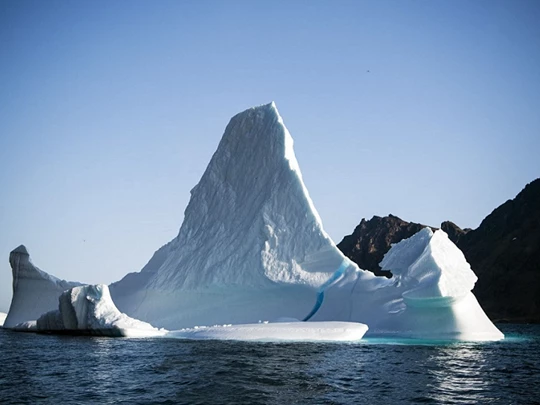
14, 284, 166, 337
3, 246, 81, 328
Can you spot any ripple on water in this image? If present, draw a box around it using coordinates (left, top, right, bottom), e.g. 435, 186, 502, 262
0, 324, 539, 404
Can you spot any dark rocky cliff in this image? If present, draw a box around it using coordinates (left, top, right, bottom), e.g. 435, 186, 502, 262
337, 215, 434, 277
337, 178, 540, 323
452, 179, 540, 323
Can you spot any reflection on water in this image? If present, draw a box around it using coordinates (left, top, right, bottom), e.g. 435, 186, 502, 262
428, 345, 493, 404
0, 324, 539, 405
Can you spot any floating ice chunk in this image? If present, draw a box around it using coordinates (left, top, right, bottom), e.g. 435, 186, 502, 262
13, 284, 167, 337
0, 312, 7, 327
167, 321, 368, 342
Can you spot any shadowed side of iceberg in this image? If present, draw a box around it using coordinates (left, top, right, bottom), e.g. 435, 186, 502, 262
13, 284, 167, 338
3, 246, 82, 328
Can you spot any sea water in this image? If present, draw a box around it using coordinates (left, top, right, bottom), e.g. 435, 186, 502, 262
0, 324, 538, 404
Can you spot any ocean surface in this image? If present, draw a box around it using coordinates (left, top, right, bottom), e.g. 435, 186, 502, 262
1, 324, 539, 404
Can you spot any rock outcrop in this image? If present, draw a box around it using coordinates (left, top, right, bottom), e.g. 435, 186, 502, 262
453, 179, 540, 323
440, 221, 471, 245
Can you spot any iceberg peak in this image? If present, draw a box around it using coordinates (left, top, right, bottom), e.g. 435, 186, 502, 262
108, 102, 346, 328
10, 245, 29, 256
150, 101, 341, 290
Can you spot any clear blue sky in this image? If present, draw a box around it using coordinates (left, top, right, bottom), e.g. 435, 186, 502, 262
1, 0, 539, 311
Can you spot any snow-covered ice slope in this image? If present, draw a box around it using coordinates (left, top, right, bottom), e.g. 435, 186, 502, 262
312, 228, 504, 340
110, 102, 346, 328
3, 246, 82, 328
14, 284, 167, 337
167, 321, 368, 342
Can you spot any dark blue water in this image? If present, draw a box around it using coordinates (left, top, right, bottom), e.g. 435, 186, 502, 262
1, 324, 539, 404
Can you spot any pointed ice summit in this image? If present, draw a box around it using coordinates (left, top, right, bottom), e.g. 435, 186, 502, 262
3, 245, 81, 328
4, 102, 504, 341
110, 102, 347, 327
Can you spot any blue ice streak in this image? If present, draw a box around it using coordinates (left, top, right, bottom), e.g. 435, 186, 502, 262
302, 259, 350, 322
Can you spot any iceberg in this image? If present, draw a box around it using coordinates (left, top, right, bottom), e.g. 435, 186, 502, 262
3, 102, 504, 341
13, 284, 167, 337
0, 312, 6, 327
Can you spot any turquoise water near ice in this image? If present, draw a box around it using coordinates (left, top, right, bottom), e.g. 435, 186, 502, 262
0, 324, 539, 404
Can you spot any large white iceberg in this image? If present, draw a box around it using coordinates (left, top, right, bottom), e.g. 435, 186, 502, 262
3, 102, 504, 341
